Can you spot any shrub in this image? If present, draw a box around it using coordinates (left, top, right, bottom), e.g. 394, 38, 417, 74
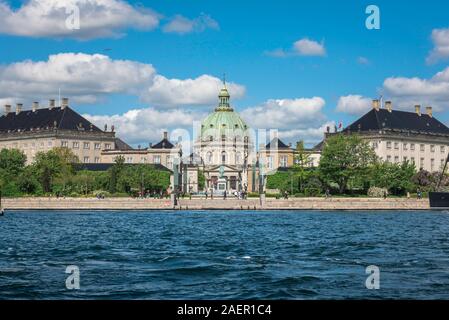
367, 186, 388, 198
304, 187, 321, 197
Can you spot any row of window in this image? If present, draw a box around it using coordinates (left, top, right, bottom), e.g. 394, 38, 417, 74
380, 141, 446, 153
385, 156, 444, 171
83, 157, 101, 164
115, 155, 173, 167
61, 141, 112, 150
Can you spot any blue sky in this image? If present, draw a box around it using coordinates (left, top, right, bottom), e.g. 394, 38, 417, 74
1, 0, 449, 146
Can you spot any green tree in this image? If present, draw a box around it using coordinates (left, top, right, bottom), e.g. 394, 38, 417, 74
370, 161, 416, 195
108, 155, 125, 194
293, 140, 312, 192
32, 148, 78, 193
0, 149, 27, 176
319, 134, 377, 193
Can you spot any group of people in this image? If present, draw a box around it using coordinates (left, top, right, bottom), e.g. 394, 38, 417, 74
204, 189, 248, 200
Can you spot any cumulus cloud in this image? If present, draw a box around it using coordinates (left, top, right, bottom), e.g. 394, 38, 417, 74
163, 13, 219, 34
279, 121, 335, 146
240, 97, 328, 145
84, 108, 206, 145
383, 66, 449, 111
145, 75, 245, 107
0, 53, 246, 108
336, 95, 372, 115
0, 53, 155, 104
0, 0, 160, 40
266, 38, 326, 58
293, 38, 326, 56
426, 27, 449, 64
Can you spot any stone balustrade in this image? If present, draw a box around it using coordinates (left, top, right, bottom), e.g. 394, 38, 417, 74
2, 197, 430, 210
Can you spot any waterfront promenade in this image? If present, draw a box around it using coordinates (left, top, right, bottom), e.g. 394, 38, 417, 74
2, 197, 430, 210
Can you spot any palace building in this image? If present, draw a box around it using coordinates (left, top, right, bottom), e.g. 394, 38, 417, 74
334, 100, 449, 172
193, 83, 255, 193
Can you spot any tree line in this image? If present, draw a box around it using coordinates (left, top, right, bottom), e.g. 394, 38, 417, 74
0, 148, 171, 197
267, 134, 448, 197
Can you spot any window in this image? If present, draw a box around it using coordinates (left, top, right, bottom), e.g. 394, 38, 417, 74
394, 142, 399, 150
235, 152, 242, 165
386, 155, 392, 163
394, 156, 399, 163
403, 143, 408, 151
431, 145, 435, 153
431, 159, 435, 172
166, 156, 173, 168
94, 157, 100, 164
61, 141, 68, 148
141, 157, 147, 164
280, 156, 288, 168
410, 144, 415, 151
403, 156, 408, 162
206, 152, 213, 164
84, 142, 90, 149
267, 156, 274, 169
221, 151, 227, 164
48, 141, 53, 147
126, 157, 133, 164
83, 156, 90, 163
441, 146, 445, 154
72, 142, 79, 149
420, 158, 425, 170
372, 142, 378, 149
105, 143, 111, 150
386, 141, 392, 149
411, 157, 415, 164
420, 144, 425, 152
154, 155, 161, 164
94, 143, 101, 150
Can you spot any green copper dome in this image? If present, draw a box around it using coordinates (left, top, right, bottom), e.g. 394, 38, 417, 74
201, 83, 249, 138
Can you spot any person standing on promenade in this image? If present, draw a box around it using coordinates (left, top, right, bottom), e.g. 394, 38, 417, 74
223, 190, 227, 200
205, 190, 208, 199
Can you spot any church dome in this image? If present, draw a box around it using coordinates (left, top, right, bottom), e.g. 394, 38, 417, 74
201, 82, 249, 139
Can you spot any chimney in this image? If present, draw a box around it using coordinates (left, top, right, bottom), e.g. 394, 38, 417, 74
164, 131, 168, 140
385, 101, 392, 112
415, 105, 421, 116
16, 103, 23, 115
426, 106, 433, 118
4, 104, 11, 114
61, 98, 69, 109
104, 124, 108, 132
372, 99, 380, 111
32, 101, 39, 112
49, 99, 55, 110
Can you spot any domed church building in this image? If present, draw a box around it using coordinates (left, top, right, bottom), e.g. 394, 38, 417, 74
194, 81, 255, 194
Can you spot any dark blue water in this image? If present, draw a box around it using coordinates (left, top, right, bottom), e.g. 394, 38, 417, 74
1, 210, 449, 299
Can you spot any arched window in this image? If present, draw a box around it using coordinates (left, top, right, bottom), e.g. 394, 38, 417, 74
236, 152, 242, 165
207, 152, 213, 164
221, 151, 227, 164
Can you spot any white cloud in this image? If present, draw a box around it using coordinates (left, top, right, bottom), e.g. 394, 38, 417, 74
383, 67, 449, 111
336, 95, 372, 115
267, 38, 326, 58
163, 13, 219, 34
0, 53, 246, 108
293, 38, 326, 56
241, 97, 326, 130
0, 53, 155, 105
85, 108, 206, 145
279, 121, 335, 146
427, 28, 449, 64
0, 0, 160, 40
145, 75, 245, 107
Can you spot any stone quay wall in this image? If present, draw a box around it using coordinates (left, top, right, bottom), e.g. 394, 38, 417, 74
2, 197, 430, 211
